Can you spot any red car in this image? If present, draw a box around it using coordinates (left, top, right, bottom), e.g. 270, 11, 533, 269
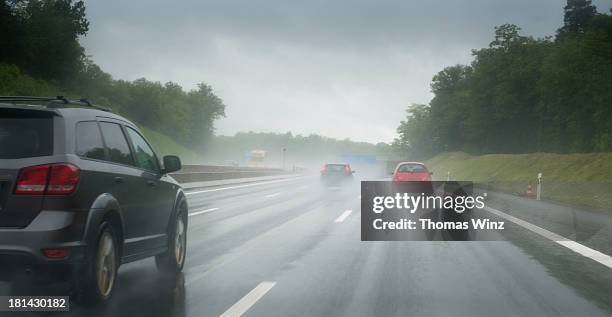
391, 162, 433, 182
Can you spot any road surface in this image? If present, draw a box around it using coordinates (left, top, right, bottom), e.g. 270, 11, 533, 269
5, 176, 612, 316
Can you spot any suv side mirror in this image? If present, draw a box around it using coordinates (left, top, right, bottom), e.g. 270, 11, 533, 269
163, 155, 182, 174
429, 171, 434, 175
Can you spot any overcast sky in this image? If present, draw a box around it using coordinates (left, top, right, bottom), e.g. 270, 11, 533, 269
81, 0, 612, 143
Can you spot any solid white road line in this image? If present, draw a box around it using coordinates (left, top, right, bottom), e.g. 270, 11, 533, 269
485, 206, 612, 270
265, 192, 281, 198
188, 207, 219, 217
220, 282, 276, 317
335, 209, 353, 223
185, 177, 304, 196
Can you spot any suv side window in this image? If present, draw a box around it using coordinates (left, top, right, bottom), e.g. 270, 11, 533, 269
125, 127, 159, 173
75, 121, 106, 160
99, 122, 133, 166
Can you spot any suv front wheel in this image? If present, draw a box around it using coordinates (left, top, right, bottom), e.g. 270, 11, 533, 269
156, 203, 187, 274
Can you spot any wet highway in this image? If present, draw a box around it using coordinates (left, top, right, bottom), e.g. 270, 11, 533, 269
4, 176, 612, 316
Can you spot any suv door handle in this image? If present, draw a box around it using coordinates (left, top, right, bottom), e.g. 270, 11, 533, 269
114, 177, 125, 184
147, 180, 157, 187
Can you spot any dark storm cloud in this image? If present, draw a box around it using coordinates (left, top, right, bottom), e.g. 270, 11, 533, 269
86, 0, 564, 50
81, 0, 612, 143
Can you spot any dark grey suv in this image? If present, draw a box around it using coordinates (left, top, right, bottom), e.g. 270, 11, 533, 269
0, 97, 188, 303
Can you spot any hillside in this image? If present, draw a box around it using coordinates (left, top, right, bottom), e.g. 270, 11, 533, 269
426, 152, 612, 212
139, 126, 202, 164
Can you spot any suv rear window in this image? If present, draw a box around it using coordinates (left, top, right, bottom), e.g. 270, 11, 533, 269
0, 112, 53, 159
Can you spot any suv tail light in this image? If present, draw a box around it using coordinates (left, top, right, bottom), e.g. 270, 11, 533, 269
14, 165, 50, 194
15, 163, 80, 195
47, 164, 80, 194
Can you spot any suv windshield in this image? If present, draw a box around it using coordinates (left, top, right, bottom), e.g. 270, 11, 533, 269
0, 112, 53, 159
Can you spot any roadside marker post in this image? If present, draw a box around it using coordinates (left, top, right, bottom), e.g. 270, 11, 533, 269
536, 172, 542, 201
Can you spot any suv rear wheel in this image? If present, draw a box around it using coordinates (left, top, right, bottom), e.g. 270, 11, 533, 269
75, 221, 118, 304
156, 203, 187, 275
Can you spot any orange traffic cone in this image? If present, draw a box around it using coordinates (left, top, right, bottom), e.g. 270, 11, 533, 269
526, 182, 534, 198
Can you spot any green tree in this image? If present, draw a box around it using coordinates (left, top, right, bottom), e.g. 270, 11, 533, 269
13, 0, 88, 82
0, 1, 22, 65
558, 0, 597, 34
0, 0, 228, 153
540, 12, 612, 152
392, 2, 611, 158
186, 83, 226, 150
393, 104, 435, 160
428, 65, 472, 153
470, 25, 552, 153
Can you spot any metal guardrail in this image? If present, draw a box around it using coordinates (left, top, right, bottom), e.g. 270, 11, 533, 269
169, 165, 291, 184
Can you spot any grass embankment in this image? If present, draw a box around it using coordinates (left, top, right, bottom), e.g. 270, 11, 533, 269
426, 152, 612, 212
139, 126, 202, 164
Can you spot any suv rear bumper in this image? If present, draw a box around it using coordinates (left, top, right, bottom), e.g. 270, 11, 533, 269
0, 253, 82, 284
0, 210, 88, 283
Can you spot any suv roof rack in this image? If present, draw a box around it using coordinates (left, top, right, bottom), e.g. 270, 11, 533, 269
0, 96, 111, 112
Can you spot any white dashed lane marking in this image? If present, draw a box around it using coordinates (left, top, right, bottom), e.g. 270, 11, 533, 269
220, 282, 276, 317
189, 207, 219, 217
335, 210, 353, 223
